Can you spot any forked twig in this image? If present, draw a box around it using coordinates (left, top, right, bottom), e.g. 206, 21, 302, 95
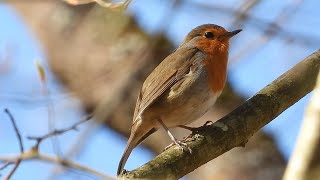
27, 114, 93, 149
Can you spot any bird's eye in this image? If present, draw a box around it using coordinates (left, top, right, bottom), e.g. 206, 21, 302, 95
204, 32, 214, 38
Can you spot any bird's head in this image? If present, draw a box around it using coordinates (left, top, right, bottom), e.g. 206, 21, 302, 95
182, 24, 241, 55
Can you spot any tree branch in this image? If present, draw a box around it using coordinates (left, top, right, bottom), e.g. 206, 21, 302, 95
0, 112, 112, 179
0, 150, 112, 180
120, 50, 320, 179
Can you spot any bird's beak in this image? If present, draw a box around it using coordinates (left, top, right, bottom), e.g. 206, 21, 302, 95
219, 29, 242, 40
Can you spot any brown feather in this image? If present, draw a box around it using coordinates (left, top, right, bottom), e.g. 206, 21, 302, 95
133, 46, 198, 124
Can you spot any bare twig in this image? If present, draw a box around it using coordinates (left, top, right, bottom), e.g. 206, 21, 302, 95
0, 162, 13, 170
47, 121, 98, 179
4, 109, 24, 153
0, 112, 110, 179
3, 109, 24, 180
0, 150, 113, 180
27, 114, 93, 149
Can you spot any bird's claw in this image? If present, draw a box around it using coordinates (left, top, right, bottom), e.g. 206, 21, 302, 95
164, 140, 192, 153
203, 120, 213, 126
119, 169, 127, 175
176, 141, 192, 153
190, 121, 214, 132
179, 121, 214, 133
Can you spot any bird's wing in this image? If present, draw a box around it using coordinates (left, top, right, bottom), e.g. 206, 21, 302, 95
133, 46, 199, 123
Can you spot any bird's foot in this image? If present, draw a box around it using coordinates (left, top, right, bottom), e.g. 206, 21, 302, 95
164, 139, 192, 153
118, 169, 127, 176
178, 125, 198, 132
203, 120, 214, 126
179, 121, 213, 133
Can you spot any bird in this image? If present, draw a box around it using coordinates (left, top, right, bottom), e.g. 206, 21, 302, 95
117, 24, 241, 175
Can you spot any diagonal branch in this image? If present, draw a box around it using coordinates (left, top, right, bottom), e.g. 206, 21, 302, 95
120, 50, 320, 179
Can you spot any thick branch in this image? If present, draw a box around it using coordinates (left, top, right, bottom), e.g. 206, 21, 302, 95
121, 50, 320, 179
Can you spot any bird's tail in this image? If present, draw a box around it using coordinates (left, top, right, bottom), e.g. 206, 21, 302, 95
117, 132, 138, 176
117, 123, 156, 176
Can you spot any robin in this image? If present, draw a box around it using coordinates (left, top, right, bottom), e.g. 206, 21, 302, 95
117, 24, 241, 175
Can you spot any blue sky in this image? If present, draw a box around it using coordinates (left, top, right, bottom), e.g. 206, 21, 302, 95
1, 1, 320, 179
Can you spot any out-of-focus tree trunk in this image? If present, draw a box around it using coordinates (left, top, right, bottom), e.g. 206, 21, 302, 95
284, 70, 320, 180
9, 1, 174, 152
9, 1, 285, 179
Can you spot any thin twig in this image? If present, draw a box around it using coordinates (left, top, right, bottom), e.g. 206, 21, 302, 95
3, 109, 24, 180
0, 151, 113, 180
27, 114, 93, 148
4, 109, 24, 153
4, 159, 21, 180
0, 162, 13, 170
0, 113, 111, 179
47, 121, 98, 179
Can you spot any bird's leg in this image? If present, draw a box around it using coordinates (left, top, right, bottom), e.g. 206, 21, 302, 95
157, 119, 192, 153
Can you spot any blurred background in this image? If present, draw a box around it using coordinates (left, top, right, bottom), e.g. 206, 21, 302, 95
0, 0, 319, 179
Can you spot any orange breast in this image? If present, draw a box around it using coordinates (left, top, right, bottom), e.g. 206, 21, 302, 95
203, 52, 228, 93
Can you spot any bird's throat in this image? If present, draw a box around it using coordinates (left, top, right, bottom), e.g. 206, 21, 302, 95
203, 53, 228, 94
